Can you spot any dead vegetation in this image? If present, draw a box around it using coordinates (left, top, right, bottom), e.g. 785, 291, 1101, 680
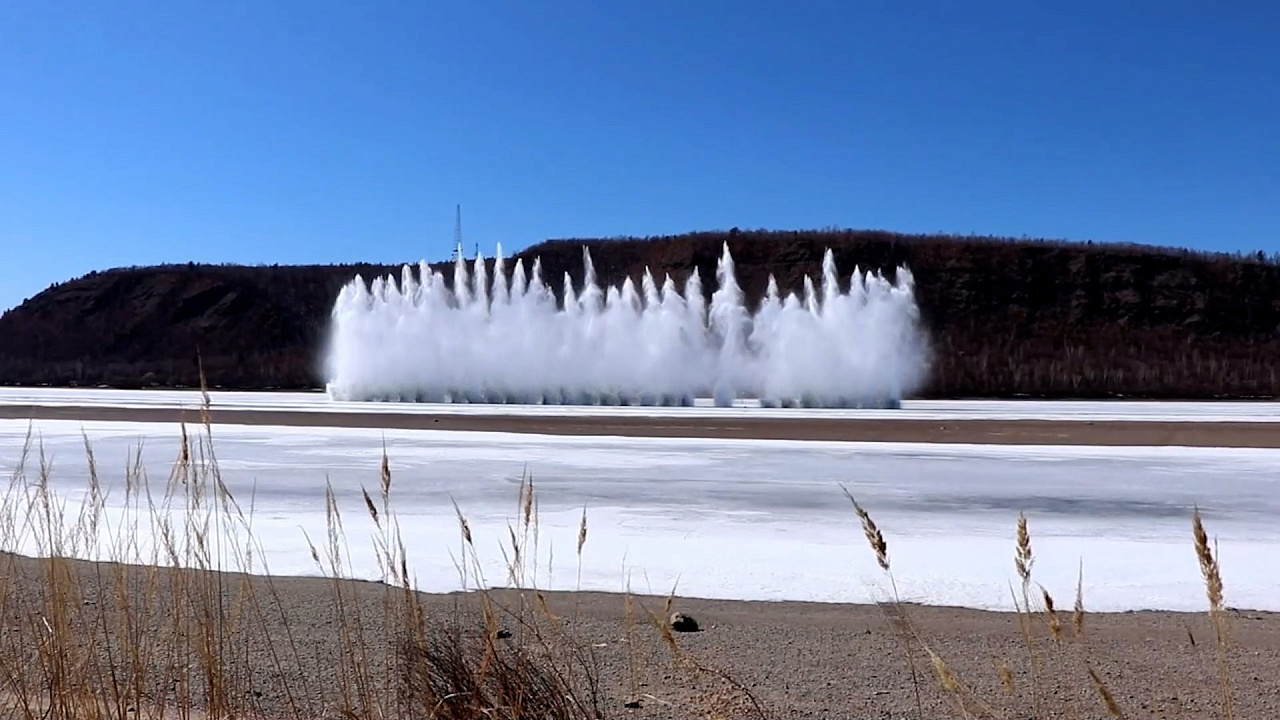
0, 384, 753, 720
0, 386, 1252, 719
845, 493, 1239, 720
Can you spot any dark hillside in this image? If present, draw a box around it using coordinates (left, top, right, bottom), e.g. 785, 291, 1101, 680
0, 263, 400, 389
2, 230, 1278, 398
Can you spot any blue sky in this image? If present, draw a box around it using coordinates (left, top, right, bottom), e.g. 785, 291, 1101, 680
2, 1, 1277, 311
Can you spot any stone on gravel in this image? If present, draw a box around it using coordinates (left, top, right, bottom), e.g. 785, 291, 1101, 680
670, 612, 700, 632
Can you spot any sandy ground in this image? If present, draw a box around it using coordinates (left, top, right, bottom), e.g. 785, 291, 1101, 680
4, 403, 1280, 446
2, 553, 1277, 720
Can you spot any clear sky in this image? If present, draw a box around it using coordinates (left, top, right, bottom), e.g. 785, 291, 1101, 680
2, 1, 1277, 311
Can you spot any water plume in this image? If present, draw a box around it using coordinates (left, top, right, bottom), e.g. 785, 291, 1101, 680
325, 243, 926, 408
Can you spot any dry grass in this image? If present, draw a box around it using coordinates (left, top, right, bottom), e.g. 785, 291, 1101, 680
0, 385, 619, 720
0, 389, 1248, 719
1193, 507, 1234, 720
840, 484, 924, 718
842, 499, 1237, 720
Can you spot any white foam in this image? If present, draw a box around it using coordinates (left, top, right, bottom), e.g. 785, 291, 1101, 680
323, 244, 925, 408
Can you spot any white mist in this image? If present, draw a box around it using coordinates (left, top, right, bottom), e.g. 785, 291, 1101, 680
325, 243, 927, 408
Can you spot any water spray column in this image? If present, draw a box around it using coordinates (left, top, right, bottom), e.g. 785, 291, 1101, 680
709, 243, 752, 407
323, 243, 926, 407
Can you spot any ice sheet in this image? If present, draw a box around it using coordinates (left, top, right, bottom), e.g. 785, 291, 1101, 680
3, 387, 1280, 422
1, 417, 1276, 612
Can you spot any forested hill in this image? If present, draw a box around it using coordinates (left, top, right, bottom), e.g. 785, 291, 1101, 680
2, 229, 1278, 399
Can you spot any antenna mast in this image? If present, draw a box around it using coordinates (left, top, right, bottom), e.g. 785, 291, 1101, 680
452, 204, 463, 261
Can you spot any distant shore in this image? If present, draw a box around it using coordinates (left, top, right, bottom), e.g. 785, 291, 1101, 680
5, 402, 1280, 447
7, 383, 1280, 402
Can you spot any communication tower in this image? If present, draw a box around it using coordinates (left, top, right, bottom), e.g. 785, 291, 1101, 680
451, 204, 462, 261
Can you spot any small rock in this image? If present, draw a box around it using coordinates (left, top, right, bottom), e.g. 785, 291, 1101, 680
495, 628, 513, 639
624, 699, 642, 709
669, 612, 700, 633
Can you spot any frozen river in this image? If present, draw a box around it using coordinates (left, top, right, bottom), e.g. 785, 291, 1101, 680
3, 386, 1280, 422
1, 410, 1276, 612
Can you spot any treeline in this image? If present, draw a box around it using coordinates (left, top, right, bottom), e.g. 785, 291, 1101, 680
2, 229, 1278, 398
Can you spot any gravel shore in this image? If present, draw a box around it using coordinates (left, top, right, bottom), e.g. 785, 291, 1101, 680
3, 553, 1277, 719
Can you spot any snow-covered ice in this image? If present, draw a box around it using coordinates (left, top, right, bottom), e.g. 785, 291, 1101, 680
4, 387, 1280, 423
1, 417, 1276, 612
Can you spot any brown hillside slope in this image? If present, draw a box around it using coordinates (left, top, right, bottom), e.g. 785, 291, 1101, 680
2, 230, 1278, 398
